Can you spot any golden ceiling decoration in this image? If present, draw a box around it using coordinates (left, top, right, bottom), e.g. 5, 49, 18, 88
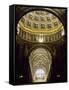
29, 48, 52, 82
17, 9, 65, 43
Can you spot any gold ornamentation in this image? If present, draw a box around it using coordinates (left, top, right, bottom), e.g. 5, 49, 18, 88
17, 9, 64, 43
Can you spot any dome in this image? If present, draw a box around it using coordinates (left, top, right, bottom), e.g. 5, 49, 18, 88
17, 10, 64, 43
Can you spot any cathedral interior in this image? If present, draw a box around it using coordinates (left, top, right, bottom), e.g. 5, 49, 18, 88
15, 6, 67, 84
